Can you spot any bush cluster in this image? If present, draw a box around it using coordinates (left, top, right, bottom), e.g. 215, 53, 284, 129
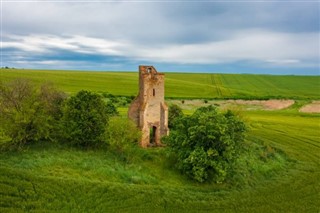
60, 90, 109, 147
164, 105, 246, 183
105, 117, 142, 162
0, 79, 137, 151
101, 92, 134, 107
0, 79, 66, 149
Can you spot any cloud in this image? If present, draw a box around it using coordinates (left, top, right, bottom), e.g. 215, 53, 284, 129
3, 2, 318, 43
1, 1, 319, 73
15, 60, 58, 65
2, 34, 125, 54
3, 30, 318, 69
132, 30, 318, 65
265, 59, 300, 65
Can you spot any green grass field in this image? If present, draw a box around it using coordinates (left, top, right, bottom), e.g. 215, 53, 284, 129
0, 69, 319, 212
1, 68, 319, 99
0, 110, 319, 212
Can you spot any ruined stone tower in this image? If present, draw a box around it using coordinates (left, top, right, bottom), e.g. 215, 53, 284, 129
128, 65, 169, 147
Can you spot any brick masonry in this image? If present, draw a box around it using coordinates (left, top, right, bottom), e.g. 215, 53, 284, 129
128, 65, 169, 147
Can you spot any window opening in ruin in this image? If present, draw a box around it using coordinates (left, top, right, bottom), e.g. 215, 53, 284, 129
150, 126, 156, 145
153, 88, 155, 96
147, 67, 151, 73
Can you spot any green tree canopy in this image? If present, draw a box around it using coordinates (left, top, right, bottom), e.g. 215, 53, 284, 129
61, 90, 111, 147
0, 79, 66, 148
164, 105, 246, 183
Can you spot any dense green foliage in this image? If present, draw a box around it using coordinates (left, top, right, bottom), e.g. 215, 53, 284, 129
105, 102, 119, 117
1, 69, 319, 99
0, 80, 120, 149
105, 117, 141, 162
0, 79, 65, 148
0, 111, 318, 212
102, 92, 134, 107
61, 90, 110, 147
165, 106, 246, 182
168, 104, 184, 128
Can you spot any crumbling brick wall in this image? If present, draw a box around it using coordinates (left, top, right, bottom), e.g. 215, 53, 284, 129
128, 65, 169, 147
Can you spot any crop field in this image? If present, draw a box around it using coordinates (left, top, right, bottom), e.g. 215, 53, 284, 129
0, 69, 319, 212
0, 110, 319, 212
1, 68, 319, 99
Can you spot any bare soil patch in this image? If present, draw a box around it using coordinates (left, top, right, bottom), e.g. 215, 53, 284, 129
258, 100, 294, 110
167, 99, 295, 111
299, 101, 320, 113
224, 100, 294, 110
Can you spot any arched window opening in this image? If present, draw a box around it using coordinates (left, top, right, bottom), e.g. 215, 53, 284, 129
153, 88, 155, 96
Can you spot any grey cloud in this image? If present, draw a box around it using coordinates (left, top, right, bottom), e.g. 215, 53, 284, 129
3, 30, 318, 67
4, 2, 318, 44
2, 1, 319, 72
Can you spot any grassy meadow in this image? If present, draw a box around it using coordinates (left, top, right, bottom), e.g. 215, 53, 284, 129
1, 68, 320, 99
0, 68, 319, 212
0, 110, 319, 212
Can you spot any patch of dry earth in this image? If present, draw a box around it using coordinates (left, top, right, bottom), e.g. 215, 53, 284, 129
167, 99, 295, 111
299, 101, 320, 113
262, 100, 295, 110
225, 100, 294, 110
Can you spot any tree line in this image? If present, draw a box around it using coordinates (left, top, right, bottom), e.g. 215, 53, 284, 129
0, 79, 139, 150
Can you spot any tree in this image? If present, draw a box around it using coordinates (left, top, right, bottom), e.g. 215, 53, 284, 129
0, 79, 66, 148
168, 104, 184, 129
164, 105, 246, 183
61, 90, 109, 147
39, 83, 66, 120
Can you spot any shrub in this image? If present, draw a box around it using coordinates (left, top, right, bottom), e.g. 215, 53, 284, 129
168, 104, 184, 129
105, 117, 141, 162
61, 90, 109, 148
164, 105, 246, 183
0, 79, 66, 149
106, 101, 119, 116
39, 83, 66, 120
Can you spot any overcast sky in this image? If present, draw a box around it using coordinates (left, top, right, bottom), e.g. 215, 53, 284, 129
1, 1, 319, 75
